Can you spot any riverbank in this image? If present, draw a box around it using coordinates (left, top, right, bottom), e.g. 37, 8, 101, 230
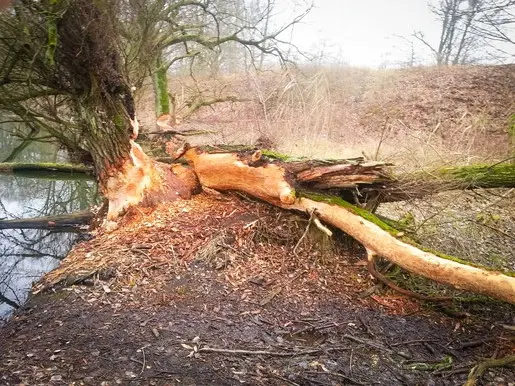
1, 193, 513, 385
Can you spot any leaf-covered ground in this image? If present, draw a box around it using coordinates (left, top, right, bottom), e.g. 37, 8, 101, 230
1, 194, 514, 385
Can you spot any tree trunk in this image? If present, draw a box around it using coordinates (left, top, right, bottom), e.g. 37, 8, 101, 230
54, 0, 193, 220
80, 113, 191, 219
153, 54, 176, 130
181, 147, 515, 304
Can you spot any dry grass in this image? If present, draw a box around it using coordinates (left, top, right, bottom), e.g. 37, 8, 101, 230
137, 64, 514, 167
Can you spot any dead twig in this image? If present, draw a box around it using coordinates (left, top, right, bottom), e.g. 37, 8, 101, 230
198, 346, 349, 357
291, 321, 337, 336
272, 375, 301, 386
367, 252, 453, 303
455, 337, 496, 350
390, 338, 437, 347
342, 334, 411, 359
139, 346, 146, 375
259, 286, 282, 306
306, 370, 365, 386
293, 209, 316, 255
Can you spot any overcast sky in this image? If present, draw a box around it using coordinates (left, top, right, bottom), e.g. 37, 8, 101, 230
280, 0, 515, 67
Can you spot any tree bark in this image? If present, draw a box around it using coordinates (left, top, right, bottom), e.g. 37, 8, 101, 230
54, 0, 193, 220
182, 147, 515, 304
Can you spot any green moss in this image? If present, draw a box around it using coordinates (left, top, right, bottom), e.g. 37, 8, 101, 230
300, 191, 515, 277
301, 191, 399, 234
261, 150, 306, 162
153, 65, 170, 118
44, 0, 60, 66
398, 211, 415, 228
437, 163, 515, 188
508, 114, 515, 145
113, 113, 125, 130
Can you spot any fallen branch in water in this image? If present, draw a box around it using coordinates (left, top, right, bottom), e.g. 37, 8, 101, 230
0, 211, 94, 231
0, 162, 93, 175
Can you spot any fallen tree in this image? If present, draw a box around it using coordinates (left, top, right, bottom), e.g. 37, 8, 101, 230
0, 210, 94, 231
170, 145, 515, 206
177, 146, 515, 304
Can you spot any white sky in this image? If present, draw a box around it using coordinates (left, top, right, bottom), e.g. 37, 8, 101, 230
280, 0, 515, 67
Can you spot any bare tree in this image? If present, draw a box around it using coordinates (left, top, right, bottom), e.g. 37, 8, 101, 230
414, 0, 515, 65
118, 0, 311, 129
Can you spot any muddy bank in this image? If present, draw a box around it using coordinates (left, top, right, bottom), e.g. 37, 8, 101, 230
1, 195, 514, 385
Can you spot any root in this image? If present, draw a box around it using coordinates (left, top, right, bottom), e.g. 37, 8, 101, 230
366, 252, 453, 303
464, 355, 515, 386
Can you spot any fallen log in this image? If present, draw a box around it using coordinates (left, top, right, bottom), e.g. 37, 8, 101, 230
182, 147, 515, 304
173, 144, 515, 205
0, 162, 93, 175
0, 211, 94, 231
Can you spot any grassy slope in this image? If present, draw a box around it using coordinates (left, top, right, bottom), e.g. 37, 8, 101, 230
137, 64, 514, 164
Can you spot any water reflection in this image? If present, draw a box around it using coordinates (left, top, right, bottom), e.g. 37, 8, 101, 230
0, 175, 98, 321
0, 128, 98, 322
0, 120, 68, 163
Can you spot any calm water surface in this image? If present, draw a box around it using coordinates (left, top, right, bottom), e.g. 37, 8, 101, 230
0, 128, 98, 322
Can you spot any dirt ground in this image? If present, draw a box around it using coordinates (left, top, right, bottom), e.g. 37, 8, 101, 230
1, 194, 514, 386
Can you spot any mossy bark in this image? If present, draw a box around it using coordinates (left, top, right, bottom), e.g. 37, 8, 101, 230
45, 0, 60, 66
0, 162, 92, 174
56, 1, 189, 219
378, 163, 515, 202
436, 164, 515, 188
153, 56, 170, 119
152, 54, 177, 128
301, 191, 514, 276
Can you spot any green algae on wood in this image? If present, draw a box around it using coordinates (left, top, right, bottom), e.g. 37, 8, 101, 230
0, 162, 92, 174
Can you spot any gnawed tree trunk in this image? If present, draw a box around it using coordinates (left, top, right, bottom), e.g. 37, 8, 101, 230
51, 0, 194, 220
181, 147, 515, 304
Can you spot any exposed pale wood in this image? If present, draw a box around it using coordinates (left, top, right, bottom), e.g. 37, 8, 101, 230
309, 174, 380, 189
104, 141, 191, 220
283, 198, 515, 304
183, 148, 295, 205
186, 148, 515, 304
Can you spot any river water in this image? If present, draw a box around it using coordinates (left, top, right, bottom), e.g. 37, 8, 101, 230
0, 128, 98, 322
